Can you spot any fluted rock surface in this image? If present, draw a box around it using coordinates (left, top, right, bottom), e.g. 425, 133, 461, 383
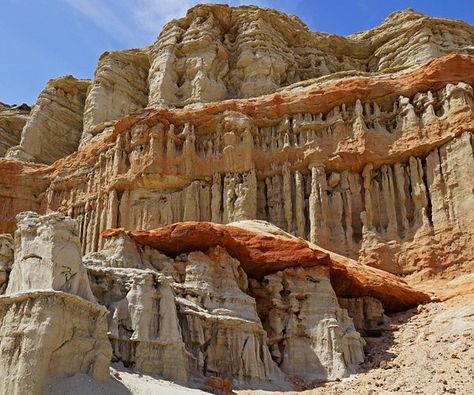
0, 5, 473, 392
0, 292, 111, 395
0, 52, 473, 282
250, 266, 365, 382
3, 5, 474, 166
102, 221, 429, 312
84, 218, 395, 388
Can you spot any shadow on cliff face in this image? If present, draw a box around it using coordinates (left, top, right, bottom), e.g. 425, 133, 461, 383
45, 372, 133, 395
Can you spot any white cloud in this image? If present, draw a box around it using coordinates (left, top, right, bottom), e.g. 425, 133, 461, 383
63, 0, 143, 45
62, 0, 273, 47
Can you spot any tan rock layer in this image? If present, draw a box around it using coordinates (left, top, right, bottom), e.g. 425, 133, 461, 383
0, 55, 472, 278
102, 222, 429, 312
0, 103, 29, 157
0, 291, 111, 395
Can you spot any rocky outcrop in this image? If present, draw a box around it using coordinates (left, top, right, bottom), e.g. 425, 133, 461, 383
338, 297, 385, 336
81, 49, 150, 148
0, 5, 473, 391
0, 212, 111, 395
3, 6, 473, 166
0, 291, 111, 395
5, 211, 95, 302
84, 219, 387, 388
6, 76, 90, 164
0, 52, 470, 280
250, 266, 365, 382
102, 221, 429, 313
86, 265, 189, 383
0, 102, 29, 157
148, 5, 474, 107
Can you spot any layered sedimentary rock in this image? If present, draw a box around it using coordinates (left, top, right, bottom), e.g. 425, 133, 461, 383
0, 212, 111, 395
6, 76, 90, 164
250, 266, 365, 382
5, 211, 96, 302
0, 291, 111, 395
3, 6, 474, 167
0, 54, 472, 282
81, 49, 150, 148
148, 6, 474, 107
0, 102, 29, 157
86, 219, 398, 387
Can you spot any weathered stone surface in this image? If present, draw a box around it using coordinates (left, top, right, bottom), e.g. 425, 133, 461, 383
338, 297, 385, 336
0, 5, 473, 392
85, 223, 386, 388
250, 266, 365, 382
0, 102, 29, 157
148, 5, 474, 107
0, 234, 13, 293
81, 49, 150, 148
0, 52, 471, 284
5, 211, 96, 303
86, 266, 189, 384
102, 221, 429, 313
0, 291, 111, 395
6, 76, 90, 164
86, 242, 287, 389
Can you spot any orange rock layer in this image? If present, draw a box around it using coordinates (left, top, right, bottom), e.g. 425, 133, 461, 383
103, 222, 430, 312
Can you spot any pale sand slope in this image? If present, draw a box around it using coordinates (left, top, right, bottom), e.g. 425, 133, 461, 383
46, 364, 208, 395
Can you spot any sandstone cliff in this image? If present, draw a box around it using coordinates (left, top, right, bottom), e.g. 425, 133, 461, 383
1, 211, 418, 392
1, 52, 472, 280
0, 102, 29, 157
0, 4, 473, 394
4, 6, 474, 163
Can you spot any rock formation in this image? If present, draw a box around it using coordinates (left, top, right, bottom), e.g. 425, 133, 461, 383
0, 102, 29, 157
6, 76, 90, 164
0, 51, 473, 280
86, 217, 414, 388
0, 212, 111, 395
0, 3, 473, 394
5, 211, 96, 301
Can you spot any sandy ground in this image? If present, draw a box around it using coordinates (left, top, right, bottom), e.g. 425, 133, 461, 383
239, 294, 474, 395
46, 364, 209, 395
46, 293, 474, 395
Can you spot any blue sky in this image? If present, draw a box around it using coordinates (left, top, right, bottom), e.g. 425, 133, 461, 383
1, 0, 473, 105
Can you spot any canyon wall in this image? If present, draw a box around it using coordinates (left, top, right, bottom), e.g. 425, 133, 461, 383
0, 58, 473, 281
4, 6, 474, 163
0, 212, 428, 393
2, 53, 471, 278
0, 4, 473, 393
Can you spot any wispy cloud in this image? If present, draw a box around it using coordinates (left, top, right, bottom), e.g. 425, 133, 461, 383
63, 0, 143, 45
63, 0, 271, 47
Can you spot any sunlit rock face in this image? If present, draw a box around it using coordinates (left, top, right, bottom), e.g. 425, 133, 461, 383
3, 5, 474, 165
0, 212, 111, 395
5, 211, 95, 302
0, 102, 29, 157
85, 221, 410, 388
0, 5, 472, 392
